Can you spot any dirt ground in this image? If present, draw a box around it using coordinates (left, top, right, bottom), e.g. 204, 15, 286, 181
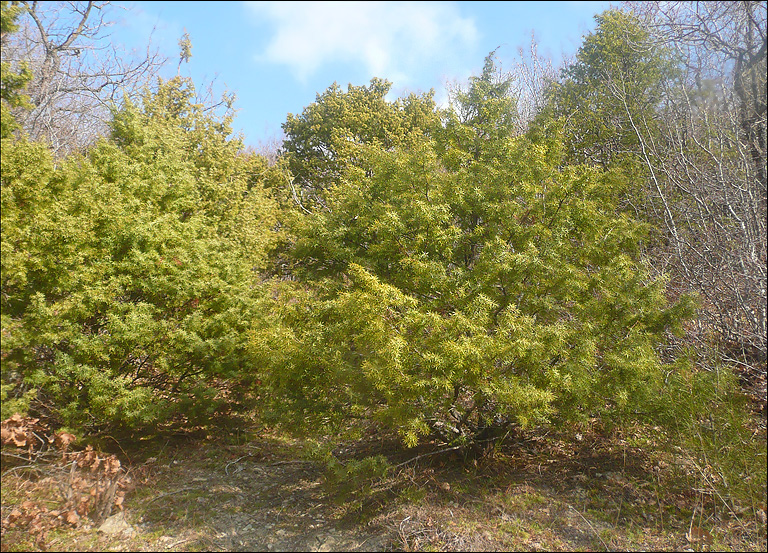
2, 427, 766, 552
118, 451, 391, 552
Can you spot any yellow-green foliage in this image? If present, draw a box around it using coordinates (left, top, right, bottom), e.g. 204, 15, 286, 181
281, 77, 440, 207
2, 6, 753, 478
253, 54, 696, 446
1, 78, 280, 431
0, 1, 33, 139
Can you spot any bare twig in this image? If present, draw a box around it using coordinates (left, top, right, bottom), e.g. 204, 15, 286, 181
393, 445, 464, 469
267, 460, 317, 467
0, 464, 44, 476
567, 503, 610, 551
224, 453, 253, 475
5, 1, 168, 156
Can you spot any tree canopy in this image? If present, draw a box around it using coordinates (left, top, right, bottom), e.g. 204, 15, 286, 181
0, 3, 760, 463
253, 54, 695, 445
538, 10, 680, 168
281, 77, 440, 209
1, 77, 280, 429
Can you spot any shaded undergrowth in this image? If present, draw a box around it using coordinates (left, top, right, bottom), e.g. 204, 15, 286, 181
2, 416, 765, 552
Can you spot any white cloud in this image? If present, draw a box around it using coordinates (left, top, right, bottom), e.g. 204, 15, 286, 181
245, 1, 478, 85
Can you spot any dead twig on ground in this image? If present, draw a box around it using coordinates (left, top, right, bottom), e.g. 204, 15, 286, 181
394, 445, 464, 469
567, 503, 610, 551
224, 453, 254, 475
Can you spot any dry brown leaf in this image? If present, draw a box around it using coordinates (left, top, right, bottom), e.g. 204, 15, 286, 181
105, 457, 121, 474
65, 510, 80, 525
90, 456, 102, 472
0, 421, 29, 447
54, 432, 76, 449
77, 499, 89, 516
72, 476, 87, 490
0, 425, 12, 444
1, 414, 47, 449
79, 445, 97, 465
10, 428, 28, 447
686, 525, 713, 544
29, 518, 46, 536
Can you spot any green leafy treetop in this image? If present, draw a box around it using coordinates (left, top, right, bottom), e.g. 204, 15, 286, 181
438, 49, 520, 165
537, 9, 679, 168
253, 54, 695, 447
0, 0, 32, 139
281, 77, 440, 209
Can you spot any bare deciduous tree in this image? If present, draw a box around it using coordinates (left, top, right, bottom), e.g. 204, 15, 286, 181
625, 1, 766, 373
509, 33, 560, 133
1, 1, 167, 156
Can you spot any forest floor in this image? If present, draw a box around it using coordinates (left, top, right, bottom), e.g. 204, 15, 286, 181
2, 422, 766, 552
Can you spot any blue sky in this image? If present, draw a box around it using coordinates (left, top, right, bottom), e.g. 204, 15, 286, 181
112, 1, 614, 148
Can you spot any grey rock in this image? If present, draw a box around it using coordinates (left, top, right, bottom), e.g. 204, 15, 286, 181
98, 512, 135, 537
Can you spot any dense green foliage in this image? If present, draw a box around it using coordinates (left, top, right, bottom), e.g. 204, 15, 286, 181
1, 78, 279, 428
538, 10, 679, 169
252, 55, 695, 446
438, 50, 520, 164
281, 77, 440, 208
0, 1, 32, 139
0, 6, 761, 515
534, 4, 766, 512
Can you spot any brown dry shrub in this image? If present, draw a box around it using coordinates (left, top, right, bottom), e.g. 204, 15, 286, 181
1, 415, 128, 548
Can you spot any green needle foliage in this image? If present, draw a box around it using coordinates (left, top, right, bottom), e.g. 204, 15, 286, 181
538, 10, 679, 169
253, 54, 696, 447
281, 77, 440, 209
1, 77, 279, 430
1, 2, 761, 524
1, 1, 32, 139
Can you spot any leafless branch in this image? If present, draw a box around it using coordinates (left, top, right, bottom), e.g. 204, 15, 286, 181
3, 1, 169, 157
